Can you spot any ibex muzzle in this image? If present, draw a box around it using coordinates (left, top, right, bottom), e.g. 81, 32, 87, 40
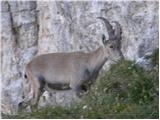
19, 17, 123, 110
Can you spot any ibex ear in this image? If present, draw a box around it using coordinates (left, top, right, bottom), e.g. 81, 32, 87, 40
102, 34, 107, 45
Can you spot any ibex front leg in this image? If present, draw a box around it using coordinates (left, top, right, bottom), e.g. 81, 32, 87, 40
70, 79, 86, 98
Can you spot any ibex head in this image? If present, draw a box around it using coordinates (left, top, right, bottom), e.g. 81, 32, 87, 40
98, 17, 123, 62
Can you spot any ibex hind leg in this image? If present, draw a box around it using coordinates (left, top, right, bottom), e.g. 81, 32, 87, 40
72, 86, 83, 98
18, 73, 38, 112
30, 75, 45, 111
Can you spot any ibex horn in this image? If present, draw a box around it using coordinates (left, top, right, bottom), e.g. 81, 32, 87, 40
97, 17, 115, 40
112, 21, 122, 41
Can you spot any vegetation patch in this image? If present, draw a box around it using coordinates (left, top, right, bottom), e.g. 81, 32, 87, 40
2, 49, 159, 119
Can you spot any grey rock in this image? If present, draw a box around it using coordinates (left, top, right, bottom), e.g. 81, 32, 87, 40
1, 1, 9, 12
16, 23, 38, 49
1, 1, 159, 114
11, 10, 37, 27
7, 1, 36, 12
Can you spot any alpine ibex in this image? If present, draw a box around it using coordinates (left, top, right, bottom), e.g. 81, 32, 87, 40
20, 17, 123, 110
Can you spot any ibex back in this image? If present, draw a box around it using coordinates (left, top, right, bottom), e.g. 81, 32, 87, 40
20, 17, 123, 110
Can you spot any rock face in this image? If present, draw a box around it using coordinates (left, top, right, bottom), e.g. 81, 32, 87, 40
1, 1, 159, 114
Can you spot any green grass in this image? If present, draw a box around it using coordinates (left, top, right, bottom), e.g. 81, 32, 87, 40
2, 49, 159, 119
151, 48, 159, 66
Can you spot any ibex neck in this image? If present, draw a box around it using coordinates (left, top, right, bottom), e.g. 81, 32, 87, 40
89, 46, 107, 72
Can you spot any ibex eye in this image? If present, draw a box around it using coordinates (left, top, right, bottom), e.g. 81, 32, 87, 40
110, 45, 113, 48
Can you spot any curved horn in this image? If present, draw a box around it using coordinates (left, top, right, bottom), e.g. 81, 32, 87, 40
97, 17, 115, 40
112, 21, 122, 40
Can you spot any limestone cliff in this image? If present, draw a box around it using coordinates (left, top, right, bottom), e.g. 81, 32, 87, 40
1, 1, 158, 114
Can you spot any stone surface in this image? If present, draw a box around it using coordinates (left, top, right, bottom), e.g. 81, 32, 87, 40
1, 1, 38, 114
1, 1, 159, 114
